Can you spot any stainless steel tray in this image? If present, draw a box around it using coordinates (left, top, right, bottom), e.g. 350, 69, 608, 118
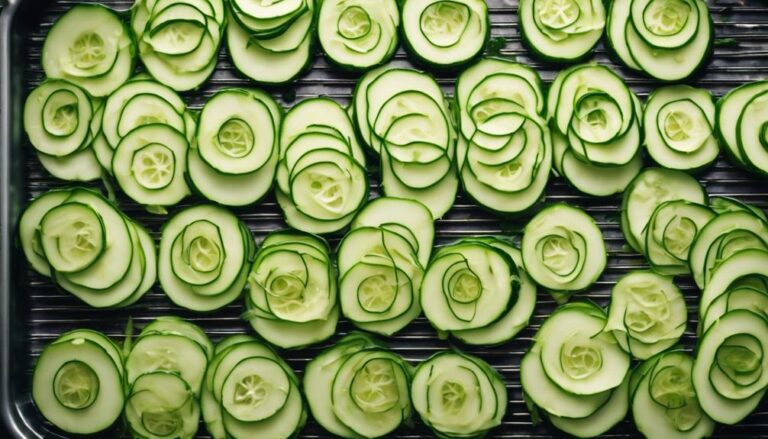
1, 0, 767, 437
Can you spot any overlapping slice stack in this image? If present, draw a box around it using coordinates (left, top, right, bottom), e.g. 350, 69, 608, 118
549, 63, 643, 197
304, 333, 413, 438
189, 88, 282, 206
354, 66, 458, 218
244, 231, 338, 348
521, 301, 631, 438
276, 97, 368, 234
158, 204, 255, 312
455, 57, 552, 214
131, 0, 226, 91
226, 0, 316, 84
607, 0, 713, 82
717, 80, 768, 177
42, 4, 136, 97
99, 76, 194, 211
24, 80, 104, 182
202, 336, 307, 439
519, 0, 606, 62
338, 198, 433, 336
621, 168, 709, 275
18, 187, 156, 308
124, 317, 213, 439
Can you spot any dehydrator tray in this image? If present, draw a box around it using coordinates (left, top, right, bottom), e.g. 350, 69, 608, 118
1, 0, 767, 437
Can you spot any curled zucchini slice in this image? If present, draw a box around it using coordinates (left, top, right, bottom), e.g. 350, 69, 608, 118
319, 0, 399, 70
521, 302, 631, 437
522, 204, 606, 297
338, 226, 425, 336
717, 80, 768, 176
32, 332, 125, 435
304, 334, 413, 438
548, 63, 642, 168
421, 238, 519, 334
693, 309, 768, 425
42, 4, 136, 97
519, 0, 606, 62
455, 58, 552, 214
605, 271, 687, 359
159, 204, 254, 312
632, 350, 715, 439
411, 350, 506, 438
125, 372, 200, 439
202, 337, 307, 439
401, 0, 489, 68
245, 231, 338, 348
644, 85, 718, 171
131, 0, 225, 91
644, 200, 714, 275
24, 80, 93, 157
607, 0, 712, 81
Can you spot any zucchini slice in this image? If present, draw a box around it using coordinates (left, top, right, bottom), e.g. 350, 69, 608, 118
522, 204, 606, 297
519, 0, 606, 62
401, 0, 489, 68
304, 334, 413, 438
318, 0, 399, 70
644, 85, 718, 172
644, 200, 714, 275
411, 350, 506, 438
607, 0, 713, 81
158, 204, 254, 312
42, 4, 136, 97
244, 231, 338, 348
125, 371, 200, 439
32, 332, 125, 435
717, 80, 768, 176
605, 271, 687, 359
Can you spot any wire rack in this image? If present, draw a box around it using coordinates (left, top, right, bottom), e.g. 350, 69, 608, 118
6, 0, 768, 437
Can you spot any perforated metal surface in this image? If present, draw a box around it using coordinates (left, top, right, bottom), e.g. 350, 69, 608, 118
2, 0, 768, 437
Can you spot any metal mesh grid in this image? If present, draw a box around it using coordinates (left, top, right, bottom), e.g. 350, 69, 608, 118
5, 0, 768, 437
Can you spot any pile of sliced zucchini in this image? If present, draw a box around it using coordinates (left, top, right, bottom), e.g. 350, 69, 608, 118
521, 301, 631, 438
518, 0, 606, 62
304, 333, 413, 438
19, 187, 156, 308
645, 200, 714, 275
607, 0, 713, 81
631, 350, 715, 438
644, 85, 719, 172
226, 0, 316, 85
32, 330, 125, 435
689, 207, 768, 291
244, 231, 338, 348
522, 204, 606, 300
124, 317, 212, 438
202, 335, 307, 439
354, 66, 458, 218
131, 0, 225, 91
411, 350, 507, 438
401, 0, 489, 68
42, 4, 136, 97
158, 205, 254, 311
717, 80, 768, 176
276, 97, 368, 234
189, 88, 281, 206
455, 58, 553, 214
421, 237, 535, 345
24, 80, 104, 182
605, 271, 687, 359
621, 168, 706, 255
339, 198, 433, 336
549, 63, 643, 197
318, 0, 399, 70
